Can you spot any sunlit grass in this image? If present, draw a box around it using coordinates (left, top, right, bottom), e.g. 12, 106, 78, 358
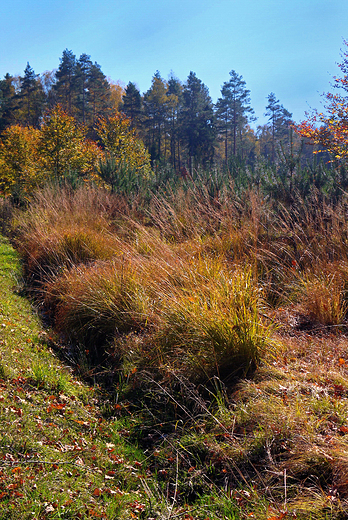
154, 263, 274, 381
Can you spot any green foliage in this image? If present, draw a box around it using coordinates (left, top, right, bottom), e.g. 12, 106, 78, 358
216, 70, 255, 160
97, 152, 151, 194
0, 74, 17, 133
180, 71, 216, 167
120, 81, 142, 129
17, 62, 45, 128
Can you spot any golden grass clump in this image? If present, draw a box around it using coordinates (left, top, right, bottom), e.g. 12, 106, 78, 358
42, 238, 273, 382
298, 271, 346, 327
13, 185, 129, 281
20, 225, 123, 282
44, 258, 153, 347
153, 262, 274, 381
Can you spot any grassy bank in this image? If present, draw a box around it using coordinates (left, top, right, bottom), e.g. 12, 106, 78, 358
0, 234, 159, 519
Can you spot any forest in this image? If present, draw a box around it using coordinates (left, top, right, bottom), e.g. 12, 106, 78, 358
0, 48, 318, 198
1, 45, 348, 520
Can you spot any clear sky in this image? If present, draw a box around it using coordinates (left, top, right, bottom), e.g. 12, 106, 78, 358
1, 0, 348, 126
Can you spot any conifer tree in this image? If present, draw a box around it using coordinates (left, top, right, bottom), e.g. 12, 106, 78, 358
54, 49, 77, 114
0, 74, 17, 134
120, 82, 142, 130
265, 92, 292, 162
76, 53, 93, 125
215, 70, 254, 161
180, 71, 216, 169
166, 75, 182, 168
143, 71, 168, 163
17, 63, 45, 128
87, 62, 111, 129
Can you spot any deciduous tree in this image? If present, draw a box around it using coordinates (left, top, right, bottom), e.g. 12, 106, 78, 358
38, 104, 100, 179
96, 111, 151, 181
296, 42, 348, 165
0, 125, 41, 198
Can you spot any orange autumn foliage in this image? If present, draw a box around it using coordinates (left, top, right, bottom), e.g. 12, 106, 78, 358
295, 40, 348, 164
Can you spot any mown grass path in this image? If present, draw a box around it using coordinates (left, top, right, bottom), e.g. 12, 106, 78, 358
0, 235, 151, 520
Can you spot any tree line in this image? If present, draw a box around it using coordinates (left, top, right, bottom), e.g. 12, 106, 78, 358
0, 48, 298, 170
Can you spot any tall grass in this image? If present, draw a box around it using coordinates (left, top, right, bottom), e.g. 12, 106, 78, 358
42, 237, 273, 381
10, 179, 348, 374
13, 184, 130, 283
44, 258, 153, 348
154, 263, 273, 381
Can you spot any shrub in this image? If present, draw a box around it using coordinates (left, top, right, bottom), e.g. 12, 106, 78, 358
0, 125, 42, 201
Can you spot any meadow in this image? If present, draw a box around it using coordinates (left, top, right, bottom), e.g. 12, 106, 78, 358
1, 164, 348, 519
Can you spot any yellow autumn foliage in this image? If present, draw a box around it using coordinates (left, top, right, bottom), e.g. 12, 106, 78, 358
38, 105, 102, 178
96, 112, 152, 179
0, 125, 42, 197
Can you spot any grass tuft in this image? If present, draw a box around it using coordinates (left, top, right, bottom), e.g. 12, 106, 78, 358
155, 264, 273, 382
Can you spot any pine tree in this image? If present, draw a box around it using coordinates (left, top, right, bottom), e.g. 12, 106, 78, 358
54, 49, 77, 114
215, 70, 255, 161
0, 74, 17, 134
76, 53, 93, 125
120, 82, 142, 131
143, 71, 168, 163
17, 63, 45, 128
180, 71, 216, 169
166, 75, 182, 169
88, 62, 111, 129
265, 92, 292, 162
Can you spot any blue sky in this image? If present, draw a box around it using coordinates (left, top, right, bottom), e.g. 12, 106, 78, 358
1, 0, 348, 126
